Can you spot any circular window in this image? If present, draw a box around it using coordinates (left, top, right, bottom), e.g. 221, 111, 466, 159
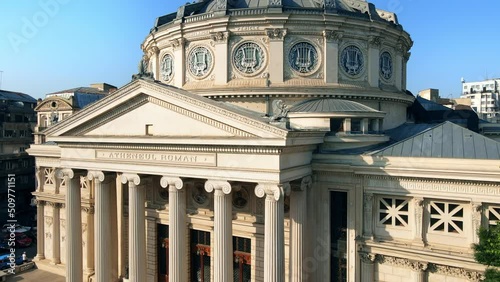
187, 46, 213, 79
288, 42, 319, 75
233, 42, 266, 76
379, 51, 393, 80
50, 101, 58, 108
160, 54, 174, 82
232, 189, 249, 209
340, 45, 365, 76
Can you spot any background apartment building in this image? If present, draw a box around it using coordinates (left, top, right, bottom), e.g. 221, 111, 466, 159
461, 78, 500, 122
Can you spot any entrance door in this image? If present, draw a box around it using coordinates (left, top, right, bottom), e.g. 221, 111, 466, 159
330, 191, 348, 282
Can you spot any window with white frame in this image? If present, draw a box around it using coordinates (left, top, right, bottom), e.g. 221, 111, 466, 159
378, 197, 410, 228
429, 201, 465, 234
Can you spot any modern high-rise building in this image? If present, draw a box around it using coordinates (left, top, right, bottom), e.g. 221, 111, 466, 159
0, 89, 37, 225
28, 1, 497, 282
460, 78, 500, 122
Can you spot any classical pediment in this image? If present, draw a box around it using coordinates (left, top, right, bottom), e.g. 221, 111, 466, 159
44, 79, 288, 141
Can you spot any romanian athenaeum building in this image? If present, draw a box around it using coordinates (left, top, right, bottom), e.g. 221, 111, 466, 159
28, 0, 500, 281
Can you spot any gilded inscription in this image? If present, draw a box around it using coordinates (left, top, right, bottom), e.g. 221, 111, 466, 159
96, 150, 216, 166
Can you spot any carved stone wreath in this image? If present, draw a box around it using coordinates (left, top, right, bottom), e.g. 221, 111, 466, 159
288, 41, 320, 76
192, 183, 209, 207
340, 45, 365, 77
232, 41, 266, 76
187, 45, 214, 79
232, 188, 249, 210
160, 53, 174, 82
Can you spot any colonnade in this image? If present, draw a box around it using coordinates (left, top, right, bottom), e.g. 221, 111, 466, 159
34, 168, 312, 282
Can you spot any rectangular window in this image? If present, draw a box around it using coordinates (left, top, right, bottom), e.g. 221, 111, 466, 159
429, 201, 464, 234
378, 197, 409, 228
486, 205, 500, 227
191, 230, 211, 282
233, 237, 251, 282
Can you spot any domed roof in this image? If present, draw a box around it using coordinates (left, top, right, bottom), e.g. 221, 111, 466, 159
289, 98, 380, 114
154, 0, 399, 29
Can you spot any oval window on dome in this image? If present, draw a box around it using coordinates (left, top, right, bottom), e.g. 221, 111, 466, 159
187, 46, 213, 78
379, 51, 393, 80
340, 45, 364, 76
233, 42, 266, 76
160, 54, 174, 82
288, 42, 319, 75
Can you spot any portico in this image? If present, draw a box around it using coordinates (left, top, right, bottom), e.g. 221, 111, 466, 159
28, 79, 323, 282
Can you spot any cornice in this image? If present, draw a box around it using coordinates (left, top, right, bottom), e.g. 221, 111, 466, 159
57, 143, 314, 155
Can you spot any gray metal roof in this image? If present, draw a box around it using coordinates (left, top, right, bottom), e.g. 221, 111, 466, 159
0, 90, 36, 103
289, 98, 380, 113
47, 87, 107, 109
371, 121, 500, 159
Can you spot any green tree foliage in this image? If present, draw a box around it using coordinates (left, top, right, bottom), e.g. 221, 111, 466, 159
474, 224, 500, 280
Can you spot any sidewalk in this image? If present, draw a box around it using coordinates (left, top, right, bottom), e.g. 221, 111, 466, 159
7, 268, 65, 282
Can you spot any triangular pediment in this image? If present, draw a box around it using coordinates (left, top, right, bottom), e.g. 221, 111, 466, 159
44, 79, 288, 142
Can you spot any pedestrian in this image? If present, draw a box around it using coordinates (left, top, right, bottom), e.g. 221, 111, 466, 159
22, 252, 27, 263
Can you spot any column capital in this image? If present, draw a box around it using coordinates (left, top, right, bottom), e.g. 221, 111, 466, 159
34, 199, 46, 206
205, 180, 231, 194
160, 176, 183, 190
291, 176, 312, 191
120, 173, 140, 186
255, 183, 290, 201
266, 28, 287, 41
323, 30, 343, 43
360, 252, 376, 264
87, 170, 105, 182
55, 168, 74, 180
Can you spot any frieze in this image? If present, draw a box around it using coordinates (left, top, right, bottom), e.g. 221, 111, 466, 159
365, 175, 500, 197
96, 150, 216, 167
429, 264, 482, 281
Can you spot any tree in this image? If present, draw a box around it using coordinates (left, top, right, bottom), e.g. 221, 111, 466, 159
474, 224, 500, 281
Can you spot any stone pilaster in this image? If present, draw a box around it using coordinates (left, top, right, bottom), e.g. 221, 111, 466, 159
360, 252, 376, 282
289, 176, 311, 282
160, 176, 186, 282
121, 174, 146, 282
368, 36, 381, 87
409, 261, 428, 282
363, 193, 374, 238
56, 168, 83, 282
211, 32, 229, 85
472, 202, 482, 244
34, 200, 46, 260
81, 206, 95, 276
255, 183, 290, 282
266, 28, 287, 84
205, 180, 233, 282
170, 38, 186, 88
413, 197, 424, 245
88, 171, 112, 282
323, 30, 343, 84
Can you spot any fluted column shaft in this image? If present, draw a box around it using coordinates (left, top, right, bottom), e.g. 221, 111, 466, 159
160, 177, 186, 282
289, 177, 311, 282
121, 174, 146, 282
35, 200, 45, 260
360, 253, 375, 282
256, 183, 290, 282
205, 180, 233, 282
89, 171, 111, 282
57, 168, 83, 282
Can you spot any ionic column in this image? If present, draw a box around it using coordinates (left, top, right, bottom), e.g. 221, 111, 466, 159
34, 200, 45, 260
121, 174, 146, 282
363, 193, 374, 238
413, 198, 424, 246
289, 176, 311, 282
56, 168, 83, 282
88, 171, 111, 282
205, 180, 233, 282
160, 176, 186, 282
255, 183, 290, 282
360, 252, 376, 282
48, 202, 61, 264
410, 261, 428, 282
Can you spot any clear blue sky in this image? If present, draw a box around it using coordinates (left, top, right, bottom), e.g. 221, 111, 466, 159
1, 0, 499, 99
